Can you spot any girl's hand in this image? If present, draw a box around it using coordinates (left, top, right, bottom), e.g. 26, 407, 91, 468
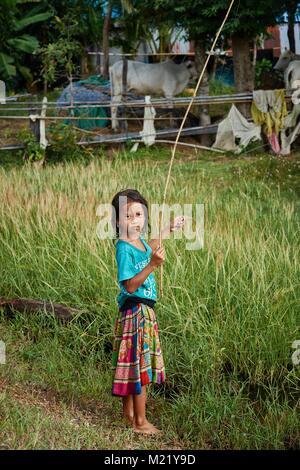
150, 245, 165, 268
170, 215, 190, 232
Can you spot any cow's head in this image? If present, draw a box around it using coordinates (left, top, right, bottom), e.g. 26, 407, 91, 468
274, 49, 296, 71
185, 60, 197, 80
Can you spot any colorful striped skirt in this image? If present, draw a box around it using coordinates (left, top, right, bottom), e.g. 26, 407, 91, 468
111, 302, 165, 396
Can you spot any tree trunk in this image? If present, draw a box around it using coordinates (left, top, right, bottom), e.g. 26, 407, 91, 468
194, 39, 211, 146
231, 33, 254, 117
102, 1, 113, 80
211, 57, 218, 81
287, 24, 295, 54
81, 54, 88, 78
287, 1, 298, 53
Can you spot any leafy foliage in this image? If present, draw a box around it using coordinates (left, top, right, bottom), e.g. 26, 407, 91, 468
17, 128, 45, 163
37, 14, 83, 84
152, 0, 283, 40
0, 0, 53, 85
255, 59, 273, 88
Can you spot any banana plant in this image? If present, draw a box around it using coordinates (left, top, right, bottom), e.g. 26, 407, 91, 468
0, 0, 53, 83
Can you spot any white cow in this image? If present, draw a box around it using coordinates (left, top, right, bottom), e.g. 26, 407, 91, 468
274, 50, 300, 89
109, 60, 197, 130
274, 50, 300, 72
284, 60, 300, 90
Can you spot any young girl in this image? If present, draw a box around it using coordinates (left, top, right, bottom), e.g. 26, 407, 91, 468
111, 188, 186, 434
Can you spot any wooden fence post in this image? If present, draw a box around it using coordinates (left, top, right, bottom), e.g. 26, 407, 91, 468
29, 96, 48, 165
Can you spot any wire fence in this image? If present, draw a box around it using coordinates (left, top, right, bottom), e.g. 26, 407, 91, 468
0, 73, 292, 153
0, 92, 292, 111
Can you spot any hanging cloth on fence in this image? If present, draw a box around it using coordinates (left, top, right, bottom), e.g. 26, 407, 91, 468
139, 95, 156, 146
251, 89, 287, 138
212, 104, 261, 153
251, 89, 287, 154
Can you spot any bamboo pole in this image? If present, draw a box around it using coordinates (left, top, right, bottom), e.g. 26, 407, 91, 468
158, 0, 236, 297
132, 139, 224, 152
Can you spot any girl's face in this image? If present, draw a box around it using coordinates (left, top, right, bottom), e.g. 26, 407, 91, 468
118, 201, 146, 239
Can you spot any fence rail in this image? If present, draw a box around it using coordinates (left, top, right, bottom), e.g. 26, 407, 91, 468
0, 92, 293, 115
0, 90, 293, 152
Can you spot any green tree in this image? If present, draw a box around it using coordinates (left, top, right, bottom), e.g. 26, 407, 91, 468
36, 1, 106, 90
151, 0, 285, 124
37, 14, 82, 93
102, 0, 135, 79
0, 0, 53, 86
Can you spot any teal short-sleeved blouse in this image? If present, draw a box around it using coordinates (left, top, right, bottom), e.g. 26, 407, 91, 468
115, 237, 157, 308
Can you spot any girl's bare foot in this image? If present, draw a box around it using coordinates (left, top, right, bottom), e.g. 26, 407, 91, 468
133, 419, 162, 434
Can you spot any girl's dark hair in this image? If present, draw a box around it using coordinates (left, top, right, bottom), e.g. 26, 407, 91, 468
111, 189, 150, 240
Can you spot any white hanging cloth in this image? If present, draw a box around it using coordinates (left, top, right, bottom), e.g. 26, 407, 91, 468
139, 95, 156, 146
212, 104, 261, 154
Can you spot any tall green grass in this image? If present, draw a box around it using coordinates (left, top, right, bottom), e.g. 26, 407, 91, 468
0, 149, 299, 449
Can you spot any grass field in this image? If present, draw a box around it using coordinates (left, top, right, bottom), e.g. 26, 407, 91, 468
0, 146, 299, 449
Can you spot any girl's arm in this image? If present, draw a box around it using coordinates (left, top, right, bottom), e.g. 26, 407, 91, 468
148, 216, 187, 252
123, 246, 164, 294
